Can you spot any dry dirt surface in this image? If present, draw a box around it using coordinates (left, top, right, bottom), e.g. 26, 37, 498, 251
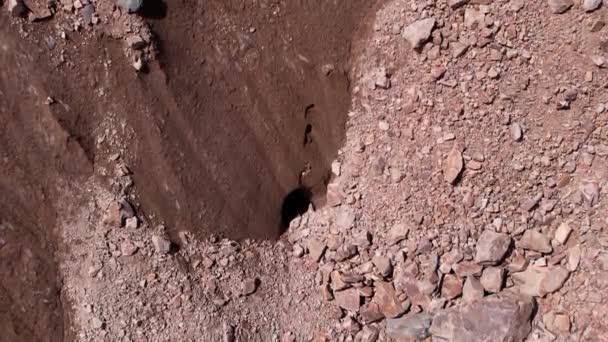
1, 0, 608, 341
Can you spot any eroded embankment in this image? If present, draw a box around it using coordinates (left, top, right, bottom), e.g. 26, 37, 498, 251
0, 1, 374, 340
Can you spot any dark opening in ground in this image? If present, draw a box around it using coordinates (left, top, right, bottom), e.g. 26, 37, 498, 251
280, 187, 313, 233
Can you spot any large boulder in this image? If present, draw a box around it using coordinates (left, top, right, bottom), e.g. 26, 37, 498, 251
430, 292, 536, 342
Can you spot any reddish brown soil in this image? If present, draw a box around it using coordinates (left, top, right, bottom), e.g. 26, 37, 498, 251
0, 1, 374, 340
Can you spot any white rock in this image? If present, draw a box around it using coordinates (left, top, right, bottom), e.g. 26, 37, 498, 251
152, 235, 172, 255
464, 8, 485, 28
583, 0, 602, 11
567, 245, 581, 272
554, 222, 572, 245
510, 123, 523, 141
331, 161, 342, 177
125, 216, 138, 229
548, 0, 573, 13
402, 18, 436, 49
591, 55, 607, 68
443, 147, 463, 184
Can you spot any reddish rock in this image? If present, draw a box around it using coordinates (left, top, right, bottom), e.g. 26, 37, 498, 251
480, 267, 504, 293
372, 281, 406, 318
441, 274, 463, 299
462, 276, 485, 302
475, 230, 511, 265
512, 266, 570, 297
359, 303, 384, 323
388, 223, 410, 245
372, 256, 393, 277
430, 292, 535, 341
396, 278, 431, 307
308, 239, 327, 262
519, 230, 552, 254
334, 288, 360, 313
453, 261, 483, 277
443, 147, 463, 184
331, 271, 348, 291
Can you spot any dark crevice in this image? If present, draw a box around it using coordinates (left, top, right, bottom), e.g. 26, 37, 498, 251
280, 187, 313, 234
303, 124, 313, 146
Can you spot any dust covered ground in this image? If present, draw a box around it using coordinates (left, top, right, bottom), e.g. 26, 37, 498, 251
1, 0, 608, 341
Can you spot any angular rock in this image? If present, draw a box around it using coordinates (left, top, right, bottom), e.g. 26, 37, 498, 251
388, 223, 410, 245
441, 274, 463, 299
583, 0, 602, 11
402, 18, 436, 49
512, 266, 569, 297
326, 182, 343, 207
475, 230, 511, 265
360, 303, 384, 323
430, 293, 535, 342
443, 147, 463, 184
553, 314, 571, 333
242, 278, 259, 296
579, 179, 600, 206
511, 123, 523, 141
451, 41, 470, 58
308, 239, 327, 262
554, 222, 572, 245
151, 235, 172, 255
386, 313, 432, 340
431, 66, 447, 81
464, 8, 485, 28
439, 249, 464, 274
334, 288, 360, 313
453, 261, 483, 277
463, 276, 485, 302
396, 278, 431, 307
508, 252, 529, 272
374, 68, 391, 89
591, 55, 607, 68
372, 281, 406, 318
125, 216, 138, 229
480, 267, 504, 293
336, 208, 356, 230
520, 193, 543, 212
519, 230, 552, 253
354, 326, 379, 342
331, 271, 348, 291
372, 256, 393, 278
548, 0, 573, 13
567, 245, 581, 271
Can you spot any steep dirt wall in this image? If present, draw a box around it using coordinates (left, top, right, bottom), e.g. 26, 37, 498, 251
0, 18, 91, 340
0, 1, 374, 340
135, 0, 373, 239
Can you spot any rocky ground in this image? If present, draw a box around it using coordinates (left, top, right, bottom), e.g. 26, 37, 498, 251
3, 0, 608, 341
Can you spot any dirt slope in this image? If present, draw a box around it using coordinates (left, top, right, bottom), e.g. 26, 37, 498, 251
0, 0, 375, 340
